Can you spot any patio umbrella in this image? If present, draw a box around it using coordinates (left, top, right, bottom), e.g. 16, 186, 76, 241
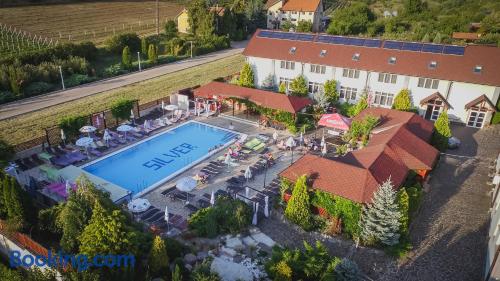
127, 198, 151, 213
245, 186, 250, 203
164, 205, 169, 222
117, 124, 134, 139
95, 116, 101, 128
176, 177, 197, 204
130, 109, 135, 120
285, 136, 296, 148
161, 101, 165, 114
272, 131, 278, 143
320, 135, 325, 147
165, 104, 178, 118
322, 143, 327, 156
103, 129, 112, 146
76, 136, 93, 157
318, 113, 352, 131
252, 202, 259, 225
224, 153, 231, 171
244, 166, 252, 181
210, 190, 215, 205
264, 196, 269, 218
79, 125, 97, 137
299, 132, 303, 146
60, 129, 66, 144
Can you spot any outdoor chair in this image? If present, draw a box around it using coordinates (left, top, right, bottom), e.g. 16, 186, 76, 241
14, 159, 29, 171
197, 198, 211, 208
139, 208, 160, 220
184, 203, 199, 213
144, 212, 164, 223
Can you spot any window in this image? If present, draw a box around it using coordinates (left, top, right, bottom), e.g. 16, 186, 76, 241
289, 47, 296, 54
308, 82, 323, 94
339, 86, 357, 101
280, 60, 295, 70
373, 91, 394, 107
474, 65, 482, 74
292, 11, 297, 15
429, 61, 437, 69
309, 12, 313, 15
378, 73, 397, 84
388, 57, 396, 64
320, 50, 327, 57
279, 77, 293, 92
269, 12, 272, 16
467, 109, 486, 128
417, 78, 439, 89
352, 53, 360, 61
310, 64, 326, 74
342, 68, 360, 79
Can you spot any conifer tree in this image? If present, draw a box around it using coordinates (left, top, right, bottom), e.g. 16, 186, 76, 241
392, 89, 412, 111
278, 82, 287, 94
0, 174, 8, 219
285, 175, 311, 230
148, 236, 169, 277
352, 94, 368, 116
8, 177, 28, 231
121, 46, 132, 69
141, 37, 148, 55
148, 44, 158, 64
421, 33, 430, 42
360, 178, 401, 246
323, 80, 339, 103
335, 258, 361, 281
433, 32, 442, 43
432, 110, 452, 151
397, 188, 410, 236
238, 63, 255, 88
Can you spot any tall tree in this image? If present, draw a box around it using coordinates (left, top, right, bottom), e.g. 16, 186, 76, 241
121, 46, 132, 69
392, 89, 412, 111
7, 176, 30, 231
285, 175, 311, 230
197, 11, 216, 39
164, 20, 178, 40
360, 178, 401, 246
148, 236, 169, 277
171, 264, 182, 281
278, 82, 287, 94
323, 80, 338, 103
296, 20, 313, 32
327, 3, 374, 35
397, 188, 410, 236
148, 44, 158, 64
238, 63, 255, 88
290, 75, 308, 97
432, 110, 452, 151
141, 37, 148, 56
433, 32, 442, 43
335, 258, 361, 281
79, 202, 135, 256
0, 139, 14, 168
351, 94, 368, 116
187, 0, 208, 35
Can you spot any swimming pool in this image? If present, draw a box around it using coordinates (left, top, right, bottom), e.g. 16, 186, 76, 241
83, 121, 240, 196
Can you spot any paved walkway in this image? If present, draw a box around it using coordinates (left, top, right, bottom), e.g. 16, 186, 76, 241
0, 41, 247, 120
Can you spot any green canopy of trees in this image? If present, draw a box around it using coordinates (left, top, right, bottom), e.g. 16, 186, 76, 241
238, 63, 255, 88
164, 20, 178, 40
121, 46, 132, 69
290, 75, 308, 97
148, 236, 169, 277
392, 89, 412, 111
327, 3, 374, 35
432, 110, 452, 151
285, 175, 312, 230
296, 20, 313, 32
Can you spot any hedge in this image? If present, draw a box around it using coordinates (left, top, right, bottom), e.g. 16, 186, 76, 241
59, 115, 89, 140
110, 99, 135, 121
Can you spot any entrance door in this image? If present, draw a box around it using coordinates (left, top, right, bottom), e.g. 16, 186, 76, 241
425, 104, 441, 121
467, 110, 486, 128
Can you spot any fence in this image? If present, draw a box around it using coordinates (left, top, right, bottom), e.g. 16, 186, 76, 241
13, 87, 199, 152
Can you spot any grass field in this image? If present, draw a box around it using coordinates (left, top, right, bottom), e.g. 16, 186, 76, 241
0, 54, 245, 146
0, 1, 184, 45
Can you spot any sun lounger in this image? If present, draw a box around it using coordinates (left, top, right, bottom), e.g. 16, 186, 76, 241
23, 157, 38, 169
257, 134, 270, 143
139, 208, 160, 220
89, 148, 102, 157
145, 212, 164, 223
161, 186, 177, 196
31, 154, 45, 165
252, 142, 266, 152
244, 138, 261, 150
184, 203, 199, 213
14, 159, 29, 171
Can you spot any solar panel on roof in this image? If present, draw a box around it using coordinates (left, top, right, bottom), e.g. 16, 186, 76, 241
348, 38, 365, 46
317, 35, 331, 43
443, 45, 465, 55
421, 44, 444, 53
364, 39, 381, 47
384, 41, 403, 49
401, 42, 422, 51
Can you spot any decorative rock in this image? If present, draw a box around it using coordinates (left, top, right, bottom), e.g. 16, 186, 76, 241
211, 257, 253, 281
250, 232, 276, 247
185, 264, 193, 271
242, 236, 258, 247
184, 253, 197, 265
225, 237, 244, 250
220, 246, 237, 257
196, 251, 208, 261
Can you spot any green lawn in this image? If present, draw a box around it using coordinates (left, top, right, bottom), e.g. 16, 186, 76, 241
0, 54, 245, 146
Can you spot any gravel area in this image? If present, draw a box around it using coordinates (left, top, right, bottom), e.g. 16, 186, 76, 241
379, 124, 500, 281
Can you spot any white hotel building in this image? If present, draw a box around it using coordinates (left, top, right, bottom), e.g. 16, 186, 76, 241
243, 30, 500, 128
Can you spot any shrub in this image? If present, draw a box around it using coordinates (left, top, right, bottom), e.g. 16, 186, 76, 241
141, 37, 148, 55
110, 99, 135, 121
65, 74, 95, 88
164, 20, 178, 40
285, 175, 312, 230
397, 188, 410, 236
0, 140, 15, 168
324, 80, 338, 103
432, 110, 451, 151
0, 91, 15, 105
148, 236, 169, 277
23, 81, 53, 97
238, 63, 254, 88
278, 82, 287, 94
103, 63, 128, 77
148, 44, 158, 64
335, 258, 361, 281
167, 37, 186, 56
105, 33, 141, 54
312, 191, 362, 237
121, 46, 132, 69
296, 20, 313, 32
59, 115, 88, 140
406, 185, 423, 217
290, 75, 308, 97
281, 20, 294, 31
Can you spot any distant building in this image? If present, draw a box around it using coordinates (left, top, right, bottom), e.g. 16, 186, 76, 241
176, 6, 225, 34
265, 0, 324, 32
243, 29, 500, 128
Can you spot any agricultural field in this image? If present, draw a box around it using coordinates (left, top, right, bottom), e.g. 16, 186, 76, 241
0, 24, 55, 57
0, 1, 184, 46
0, 54, 245, 146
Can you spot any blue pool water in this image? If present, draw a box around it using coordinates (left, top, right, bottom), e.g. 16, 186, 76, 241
83, 121, 238, 195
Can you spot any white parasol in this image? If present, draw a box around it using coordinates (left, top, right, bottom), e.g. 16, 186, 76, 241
299, 132, 303, 146
321, 135, 325, 147
264, 196, 269, 218
95, 116, 101, 128
127, 198, 151, 213
164, 205, 169, 222
130, 109, 135, 120
244, 166, 252, 181
322, 143, 327, 156
76, 136, 93, 147
165, 104, 178, 118
224, 153, 231, 171
285, 136, 296, 148
103, 129, 112, 146
79, 125, 97, 137
272, 131, 278, 142
60, 129, 66, 143
210, 190, 215, 205
117, 124, 133, 139
252, 202, 259, 225
176, 177, 197, 204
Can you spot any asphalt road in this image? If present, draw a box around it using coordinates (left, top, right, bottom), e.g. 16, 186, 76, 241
0, 41, 247, 120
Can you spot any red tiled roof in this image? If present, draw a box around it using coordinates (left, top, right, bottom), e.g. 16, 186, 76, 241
243, 30, 500, 87
280, 108, 438, 203
193, 81, 312, 113
419, 92, 452, 109
281, 0, 321, 12
464, 94, 496, 111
